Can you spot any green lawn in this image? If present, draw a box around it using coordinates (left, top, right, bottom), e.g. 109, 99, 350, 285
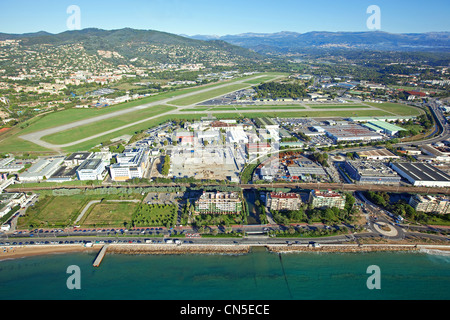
309, 105, 371, 109
41, 105, 176, 145
18, 195, 88, 229
17, 195, 142, 229
61, 113, 210, 152
365, 102, 423, 116
80, 201, 139, 228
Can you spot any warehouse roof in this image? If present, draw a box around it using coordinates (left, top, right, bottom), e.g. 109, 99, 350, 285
391, 162, 450, 182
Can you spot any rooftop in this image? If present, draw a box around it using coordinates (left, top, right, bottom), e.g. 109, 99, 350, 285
270, 192, 300, 199
78, 158, 104, 171
391, 162, 450, 182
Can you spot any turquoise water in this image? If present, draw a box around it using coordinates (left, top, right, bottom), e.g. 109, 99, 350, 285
0, 249, 449, 300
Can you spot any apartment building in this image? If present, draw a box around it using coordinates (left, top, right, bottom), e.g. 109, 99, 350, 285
408, 194, 450, 214
309, 190, 346, 210
195, 191, 243, 215
266, 192, 302, 211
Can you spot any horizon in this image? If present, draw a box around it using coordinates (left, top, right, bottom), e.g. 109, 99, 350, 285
2, 27, 449, 38
0, 0, 449, 36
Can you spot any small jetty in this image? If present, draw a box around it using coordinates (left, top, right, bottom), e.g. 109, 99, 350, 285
93, 244, 109, 267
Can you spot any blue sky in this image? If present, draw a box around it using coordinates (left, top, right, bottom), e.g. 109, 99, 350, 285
0, 0, 449, 35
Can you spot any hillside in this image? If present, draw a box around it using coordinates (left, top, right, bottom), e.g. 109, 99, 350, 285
0, 28, 266, 69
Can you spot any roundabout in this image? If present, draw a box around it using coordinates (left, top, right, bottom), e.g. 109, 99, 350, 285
373, 221, 400, 238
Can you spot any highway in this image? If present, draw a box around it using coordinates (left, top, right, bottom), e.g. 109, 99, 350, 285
395, 99, 450, 147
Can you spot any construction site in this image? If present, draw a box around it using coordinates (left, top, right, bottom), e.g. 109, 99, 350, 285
169, 145, 246, 182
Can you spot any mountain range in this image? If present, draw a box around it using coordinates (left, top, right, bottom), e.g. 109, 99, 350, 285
0, 28, 449, 70
188, 31, 450, 54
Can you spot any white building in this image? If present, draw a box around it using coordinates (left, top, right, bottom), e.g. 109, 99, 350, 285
76, 158, 107, 181
226, 129, 249, 144
391, 162, 450, 187
109, 148, 149, 181
19, 157, 64, 182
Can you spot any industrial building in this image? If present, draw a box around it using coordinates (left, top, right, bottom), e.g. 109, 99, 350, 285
18, 157, 65, 182
194, 191, 243, 215
322, 124, 383, 143
226, 129, 249, 144
309, 190, 346, 210
390, 162, 450, 187
48, 166, 79, 182
265, 192, 302, 211
419, 144, 450, 162
356, 148, 400, 161
246, 143, 272, 158
286, 156, 327, 180
344, 161, 401, 185
408, 194, 450, 214
363, 121, 406, 136
0, 158, 25, 173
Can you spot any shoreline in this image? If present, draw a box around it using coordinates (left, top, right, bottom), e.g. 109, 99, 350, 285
0, 244, 100, 261
2, 243, 450, 261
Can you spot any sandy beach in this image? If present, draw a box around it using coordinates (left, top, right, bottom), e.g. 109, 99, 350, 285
0, 244, 100, 261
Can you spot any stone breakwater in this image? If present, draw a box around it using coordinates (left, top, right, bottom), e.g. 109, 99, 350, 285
266, 244, 423, 253
107, 244, 251, 255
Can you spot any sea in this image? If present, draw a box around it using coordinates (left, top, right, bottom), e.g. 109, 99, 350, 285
0, 247, 449, 301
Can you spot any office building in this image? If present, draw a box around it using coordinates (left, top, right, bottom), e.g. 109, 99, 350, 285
109, 147, 149, 182
77, 158, 107, 181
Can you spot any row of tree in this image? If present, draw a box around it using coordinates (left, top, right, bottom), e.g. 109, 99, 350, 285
253, 82, 307, 100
